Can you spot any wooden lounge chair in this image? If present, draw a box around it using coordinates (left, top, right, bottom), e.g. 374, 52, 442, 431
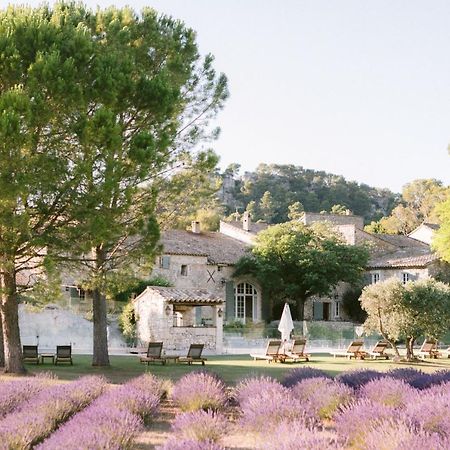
250, 340, 282, 363
140, 342, 166, 365
178, 344, 207, 365
364, 341, 390, 360
55, 345, 73, 365
279, 338, 310, 362
330, 340, 365, 359
23, 345, 39, 364
417, 339, 441, 359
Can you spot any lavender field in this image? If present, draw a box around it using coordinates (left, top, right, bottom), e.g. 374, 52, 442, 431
0, 368, 448, 449
161, 367, 450, 450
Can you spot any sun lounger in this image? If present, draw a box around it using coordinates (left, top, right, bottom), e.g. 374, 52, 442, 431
23, 345, 39, 364
442, 346, 450, 358
178, 344, 207, 365
279, 338, 310, 362
330, 340, 365, 359
417, 339, 441, 359
55, 345, 73, 365
364, 341, 390, 360
250, 340, 282, 363
140, 342, 166, 365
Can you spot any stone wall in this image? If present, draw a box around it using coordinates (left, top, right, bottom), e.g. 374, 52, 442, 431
367, 267, 431, 283
152, 254, 233, 300
301, 212, 364, 229
19, 304, 127, 353
408, 225, 435, 245
219, 221, 256, 245
134, 289, 224, 353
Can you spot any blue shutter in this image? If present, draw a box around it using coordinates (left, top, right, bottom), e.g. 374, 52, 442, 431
313, 301, 323, 320
162, 256, 170, 269
225, 281, 235, 322
195, 306, 202, 326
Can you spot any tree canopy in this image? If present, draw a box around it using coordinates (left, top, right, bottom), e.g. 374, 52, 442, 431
234, 221, 369, 320
360, 279, 450, 360
365, 179, 449, 235
433, 197, 450, 263
220, 163, 398, 224
0, 2, 228, 371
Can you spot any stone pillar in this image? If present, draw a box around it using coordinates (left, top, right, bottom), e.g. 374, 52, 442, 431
215, 305, 224, 354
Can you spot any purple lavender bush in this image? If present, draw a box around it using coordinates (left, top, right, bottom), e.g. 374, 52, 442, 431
432, 370, 450, 386
171, 410, 228, 443
38, 404, 143, 450
38, 377, 161, 450
291, 377, 354, 419
234, 376, 284, 405
359, 378, 417, 408
336, 369, 386, 389
158, 439, 225, 450
0, 376, 106, 449
334, 399, 397, 446
425, 381, 450, 396
405, 393, 450, 437
281, 367, 331, 388
128, 373, 170, 400
172, 371, 228, 412
362, 418, 450, 450
261, 419, 343, 450
0, 377, 51, 418
239, 387, 319, 431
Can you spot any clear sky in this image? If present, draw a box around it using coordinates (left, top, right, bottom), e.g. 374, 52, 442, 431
5, 0, 450, 192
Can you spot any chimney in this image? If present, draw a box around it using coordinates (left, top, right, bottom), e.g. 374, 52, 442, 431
242, 211, 251, 232
191, 221, 201, 234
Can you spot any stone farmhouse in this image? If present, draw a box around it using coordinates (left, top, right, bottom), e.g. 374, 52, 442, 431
52, 211, 440, 353
133, 212, 440, 351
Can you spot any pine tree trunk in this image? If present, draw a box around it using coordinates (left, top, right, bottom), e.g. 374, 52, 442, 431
1, 269, 25, 374
91, 246, 109, 367
0, 314, 5, 368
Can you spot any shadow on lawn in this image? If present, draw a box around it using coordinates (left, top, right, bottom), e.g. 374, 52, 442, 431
23, 353, 450, 385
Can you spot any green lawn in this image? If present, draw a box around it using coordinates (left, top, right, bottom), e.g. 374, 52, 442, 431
21, 353, 450, 385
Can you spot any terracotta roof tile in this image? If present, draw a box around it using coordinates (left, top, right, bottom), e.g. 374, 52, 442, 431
374, 234, 429, 248
225, 221, 269, 234
148, 286, 222, 304
368, 251, 438, 269
160, 230, 250, 265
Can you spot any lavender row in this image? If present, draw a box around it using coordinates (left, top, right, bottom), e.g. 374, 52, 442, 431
160, 368, 449, 449
235, 372, 450, 449
0, 376, 53, 418
0, 375, 106, 450
38, 374, 164, 450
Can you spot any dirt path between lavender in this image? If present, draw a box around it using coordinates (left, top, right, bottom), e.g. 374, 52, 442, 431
134, 400, 260, 449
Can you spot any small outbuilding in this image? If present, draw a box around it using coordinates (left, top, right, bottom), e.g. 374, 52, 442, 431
134, 286, 224, 354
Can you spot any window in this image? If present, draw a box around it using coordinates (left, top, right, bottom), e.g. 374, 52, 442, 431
68, 287, 85, 300
181, 265, 188, 276
159, 256, 170, 269
371, 273, 380, 284
402, 273, 410, 284
334, 301, 340, 318
235, 282, 257, 323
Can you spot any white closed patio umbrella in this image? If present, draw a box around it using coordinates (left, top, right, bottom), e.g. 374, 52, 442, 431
278, 303, 294, 342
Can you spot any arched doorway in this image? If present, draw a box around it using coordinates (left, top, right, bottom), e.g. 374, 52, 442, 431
235, 282, 257, 323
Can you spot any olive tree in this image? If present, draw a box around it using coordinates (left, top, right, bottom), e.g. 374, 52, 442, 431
361, 278, 450, 360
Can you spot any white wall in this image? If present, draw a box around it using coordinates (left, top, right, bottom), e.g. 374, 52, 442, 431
19, 304, 127, 353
